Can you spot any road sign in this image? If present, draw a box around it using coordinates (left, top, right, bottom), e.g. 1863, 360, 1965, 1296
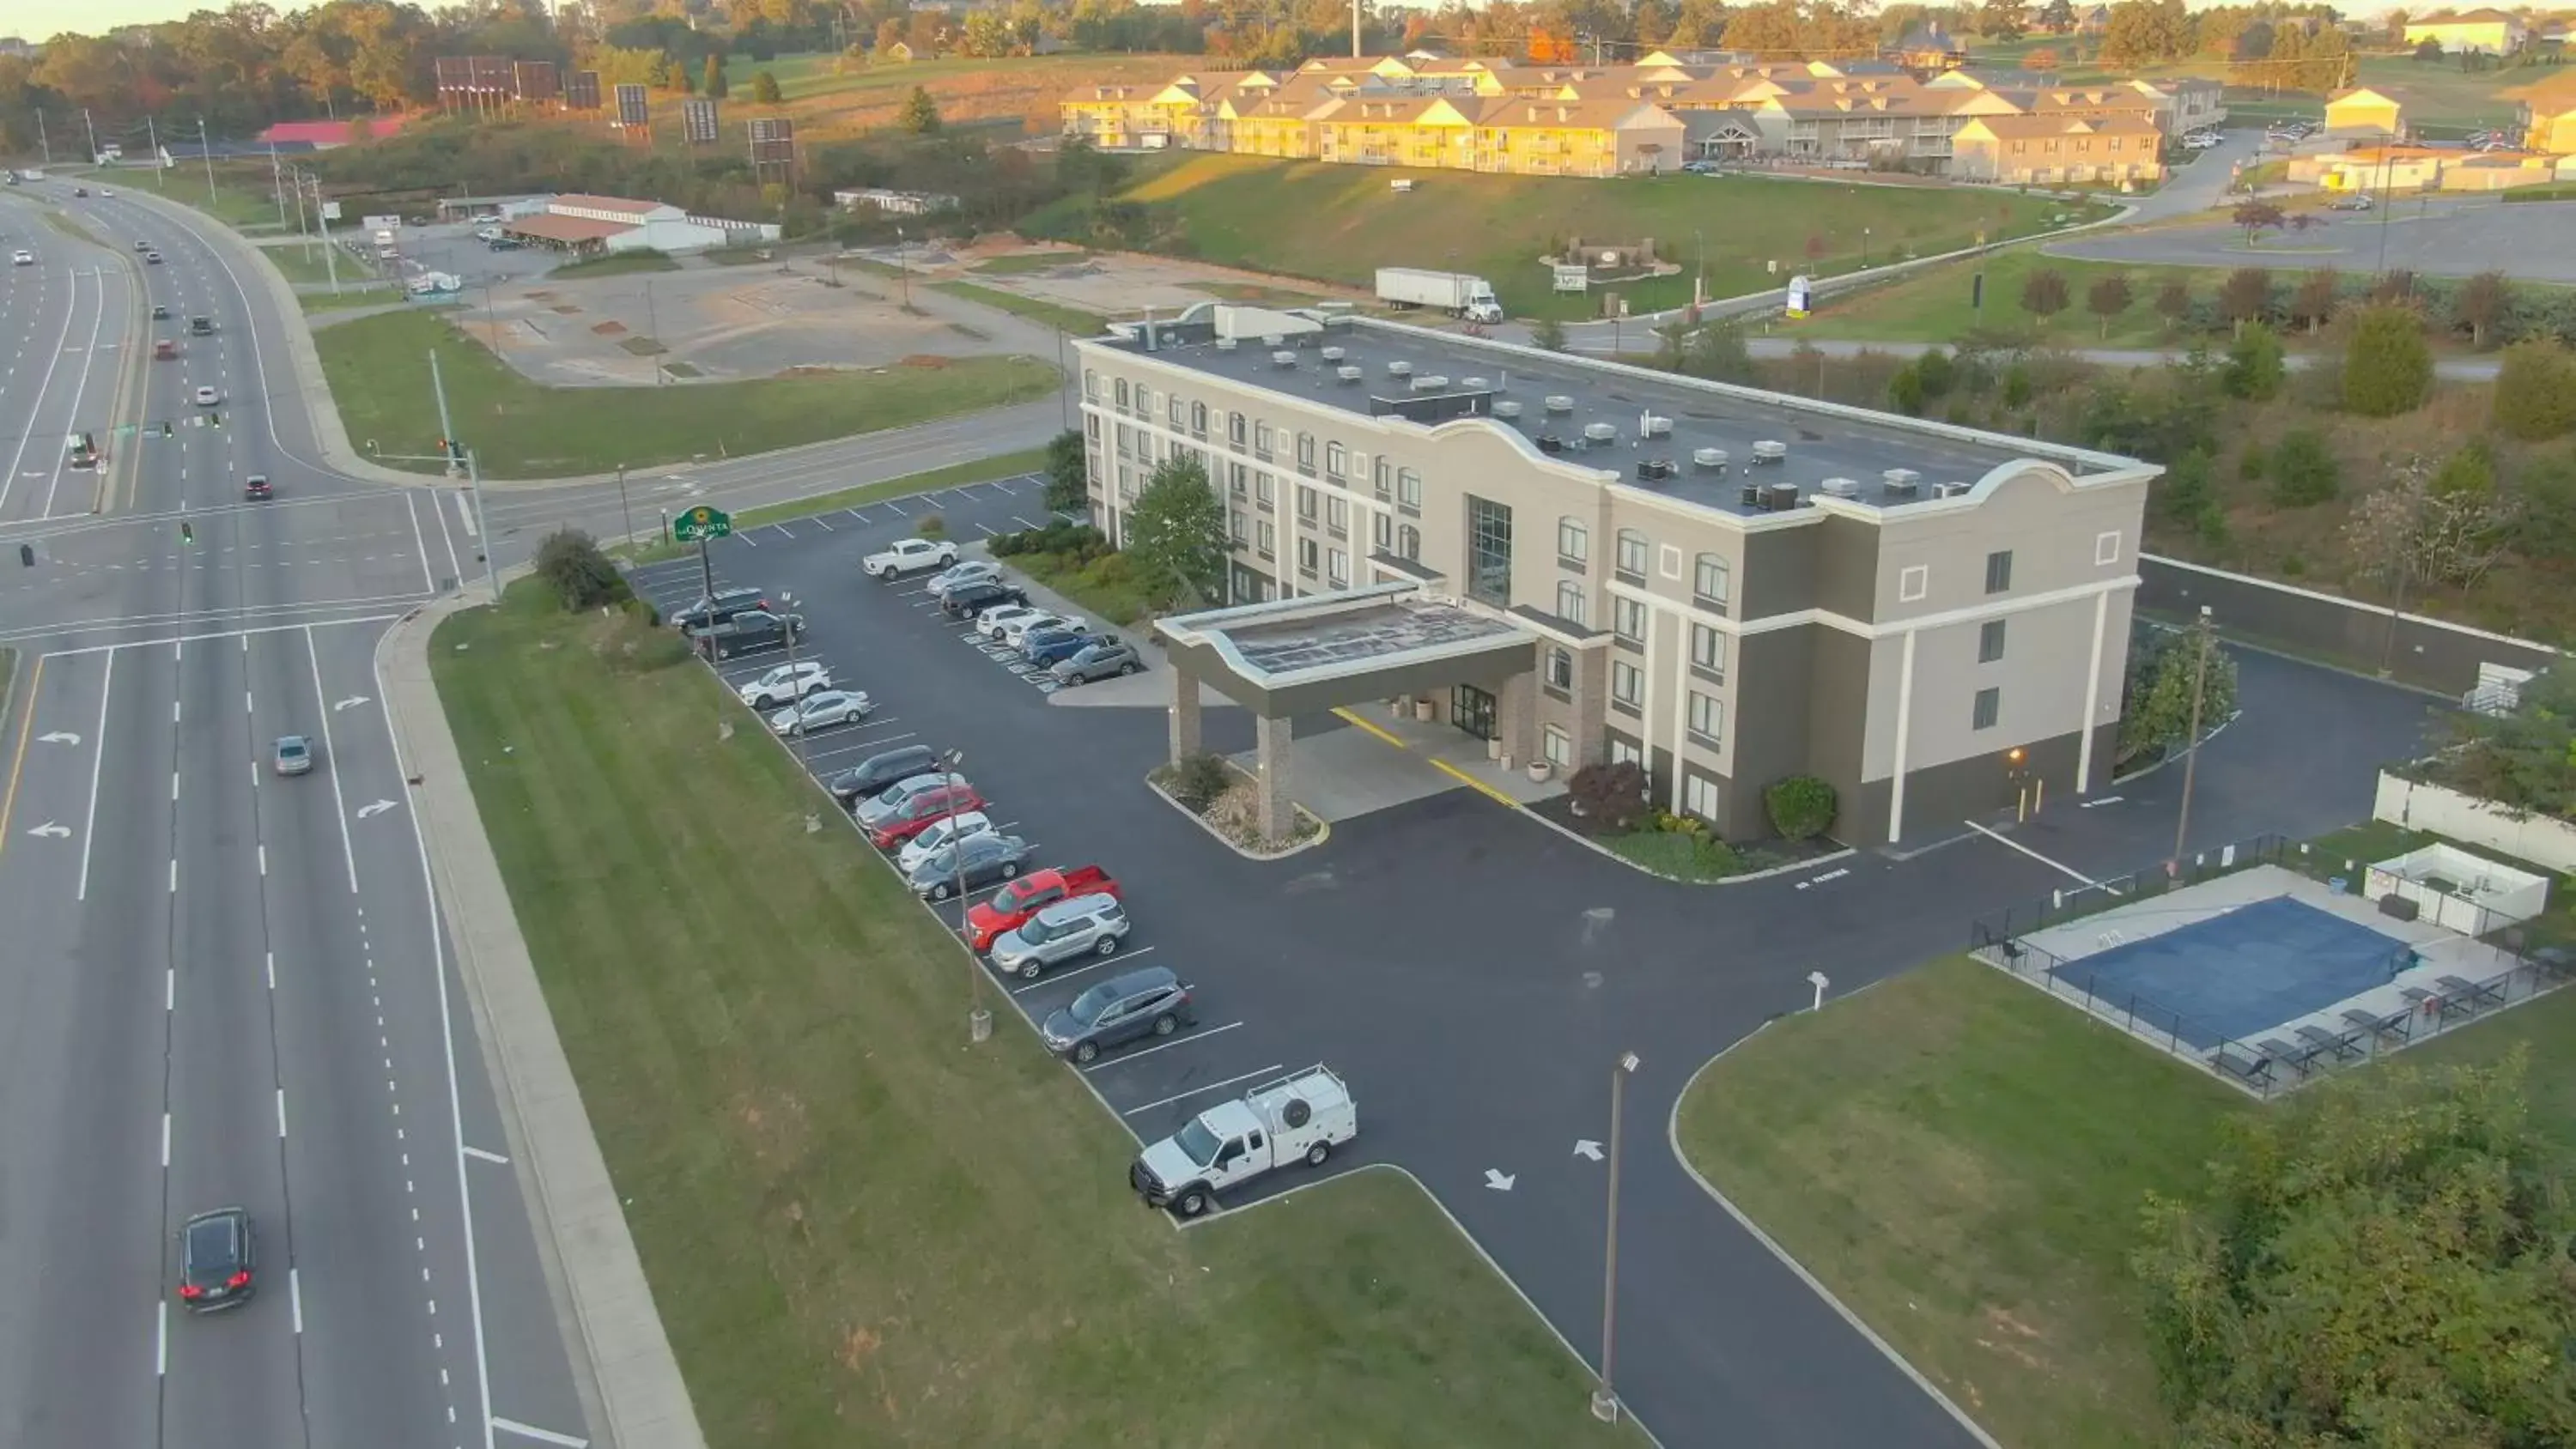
671, 506, 732, 543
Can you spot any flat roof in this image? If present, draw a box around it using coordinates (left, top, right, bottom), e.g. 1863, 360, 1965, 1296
1096, 314, 2134, 519
1162, 584, 1528, 687
506, 214, 635, 243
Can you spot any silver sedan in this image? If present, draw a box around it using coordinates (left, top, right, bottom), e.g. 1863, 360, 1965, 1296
768, 689, 872, 736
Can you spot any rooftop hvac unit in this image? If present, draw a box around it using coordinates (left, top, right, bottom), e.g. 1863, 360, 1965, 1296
1935, 480, 1973, 499
1582, 421, 1618, 445
1493, 400, 1524, 420
1882, 467, 1920, 490
1741, 482, 1764, 506
1261, 334, 1285, 348
1535, 433, 1566, 454
1636, 459, 1674, 482
1545, 395, 1576, 413
1820, 476, 1859, 499
1413, 375, 1449, 391
1761, 482, 1801, 511
1881, 475, 1920, 499
1388, 360, 1413, 377
1214, 337, 1239, 352
1642, 415, 1673, 438
1692, 448, 1728, 470
1750, 440, 1788, 464
1321, 346, 1346, 362
1461, 376, 1490, 391
1271, 350, 1298, 368
1335, 365, 1364, 384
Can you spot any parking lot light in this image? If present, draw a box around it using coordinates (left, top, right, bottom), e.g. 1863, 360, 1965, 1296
946, 748, 993, 1045
1593, 1050, 1643, 1424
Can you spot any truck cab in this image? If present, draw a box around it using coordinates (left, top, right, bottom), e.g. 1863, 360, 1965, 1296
1130, 1065, 1356, 1217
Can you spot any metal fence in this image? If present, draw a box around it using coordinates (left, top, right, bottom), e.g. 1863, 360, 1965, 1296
1967, 832, 2293, 950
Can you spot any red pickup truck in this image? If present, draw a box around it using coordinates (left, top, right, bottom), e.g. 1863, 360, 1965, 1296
965, 865, 1120, 952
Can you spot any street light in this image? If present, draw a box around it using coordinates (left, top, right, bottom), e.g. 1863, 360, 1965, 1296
615, 462, 636, 551
1592, 1050, 1643, 1423
2170, 605, 2215, 877
944, 748, 993, 1045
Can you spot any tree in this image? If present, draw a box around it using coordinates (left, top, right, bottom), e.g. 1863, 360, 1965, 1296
2509, 451, 2576, 565
2232, 199, 2285, 246
1530, 315, 1569, 352
2452, 269, 2511, 350
1974, 0, 2026, 40
1569, 761, 1650, 831
2116, 610, 2237, 762
2290, 26, 2352, 93
2267, 427, 2341, 506
1764, 776, 1838, 839
2234, 18, 2275, 59
2436, 666, 2576, 812
2491, 338, 2576, 441
897, 83, 940, 133
872, 16, 905, 52
2019, 266, 2071, 328
2152, 276, 2193, 333
702, 52, 729, 99
2341, 305, 2433, 417
2134, 1052, 2576, 1448
2218, 266, 2271, 337
2414, 34, 2444, 61
2346, 451, 2519, 592
2098, 0, 2186, 67
2222, 322, 2285, 400
2020, 45, 2062, 70
1685, 319, 1759, 383
750, 68, 783, 105
2285, 267, 2338, 335
1122, 454, 1229, 609
2085, 272, 2133, 339
534, 529, 625, 610
1043, 427, 1088, 513
1720, 2, 1805, 58
2038, 0, 2075, 30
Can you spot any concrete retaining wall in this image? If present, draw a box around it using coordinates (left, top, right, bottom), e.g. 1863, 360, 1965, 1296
2137, 554, 2562, 696
2373, 771, 2576, 874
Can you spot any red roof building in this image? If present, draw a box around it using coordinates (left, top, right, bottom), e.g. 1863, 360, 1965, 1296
255, 115, 416, 149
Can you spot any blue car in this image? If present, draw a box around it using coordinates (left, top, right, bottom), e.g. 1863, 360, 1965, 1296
1022, 627, 1091, 667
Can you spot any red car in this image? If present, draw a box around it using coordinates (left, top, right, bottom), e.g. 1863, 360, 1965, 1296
964, 865, 1120, 952
865, 782, 986, 851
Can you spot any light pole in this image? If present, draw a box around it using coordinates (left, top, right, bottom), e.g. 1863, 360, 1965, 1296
779, 591, 819, 831
2170, 605, 2214, 875
944, 747, 993, 1045
1592, 1050, 1642, 1423
616, 463, 636, 550
896, 227, 911, 307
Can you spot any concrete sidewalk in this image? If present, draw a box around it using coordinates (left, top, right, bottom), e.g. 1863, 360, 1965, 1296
376, 597, 708, 1449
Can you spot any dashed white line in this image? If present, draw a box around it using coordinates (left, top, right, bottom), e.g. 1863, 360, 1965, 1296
266, 951, 275, 990
75, 652, 114, 901
155, 1302, 167, 1377
165, 968, 174, 1011
276, 1088, 288, 1139
290, 1268, 303, 1333
161, 1113, 171, 1167
258, 844, 268, 876
167, 858, 177, 894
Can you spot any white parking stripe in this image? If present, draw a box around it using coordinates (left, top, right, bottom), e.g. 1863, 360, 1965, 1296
1010, 945, 1156, 994
1121, 1064, 1285, 1118
1084, 1022, 1243, 1071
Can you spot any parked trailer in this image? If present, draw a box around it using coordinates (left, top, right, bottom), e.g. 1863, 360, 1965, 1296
1374, 267, 1504, 325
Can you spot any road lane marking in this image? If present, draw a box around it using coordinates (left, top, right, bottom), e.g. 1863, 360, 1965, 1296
75, 652, 112, 900
0, 653, 43, 865
452, 489, 477, 537
166, 967, 173, 1011
161, 1112, 170, 1166
406, 491, 434, 595
155, 1301, 166, 1376
41, 264, 111, 518
1961, 819, 2099, 887
266, 950, 274, 990
303, 627, 361, 894
1121, 1064, 1285, 1119
462, 1145, 509, 1165
1009, 945, 1156, 994
1083, 1021, 1242, 1071
290, 1268, 303, 1333
491, 1416, 591, 1447
0, 261, 81, 516
168, 858, 176, 894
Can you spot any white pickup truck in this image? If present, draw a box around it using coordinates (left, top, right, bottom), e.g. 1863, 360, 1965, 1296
862, 536, 959, 580
1130, 1065, 1356, 1217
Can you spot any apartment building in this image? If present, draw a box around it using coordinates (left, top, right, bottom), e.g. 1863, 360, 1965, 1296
1076, 307, 2157, 847
2403, 8, 2529, 53
1952, 112, 2166, 185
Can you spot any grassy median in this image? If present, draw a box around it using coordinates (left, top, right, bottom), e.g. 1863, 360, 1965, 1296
318, 309, 1057, 479
1675, 953, 2576, 1449
434, 582, 1637, 1449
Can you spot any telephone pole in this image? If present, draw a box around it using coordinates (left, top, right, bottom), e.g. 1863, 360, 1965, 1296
82, 107, 98, 161
35, 109, 52, 167
196, 118, 217, 203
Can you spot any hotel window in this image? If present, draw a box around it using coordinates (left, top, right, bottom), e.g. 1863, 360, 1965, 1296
1610, 736, 1643, 767
1297, 485, 1318, 522
1397, 468, 1423, 511
1373, 512, 1392, 551
1558, 517, 1589, 565
1687, 691, 1722, 746
1985, 549, 2014, 594
1613, 596, 1646, 645
1326, 497, 1348, 535
1255, 473, 1276, 509
1466, 495, 1514, 607
1973, 686, 2001, 731
1134, 386, 1152, 418
1690, 623, 1726, 679
2095, 530, 2123, 565
1327, 549, 1349, 586
1230, 510, 1248, 543
1256, 520, 1277, 559
1298, 538, 1319, 577
1544, 724, 1572, 768
1692, 553, 1731, 612
1084, 413, 1102, 445
1255, 421, 1274, 461
1295, 432, 1317, 476
1325, 441, 1348, 482
1374, 456, 1393, 500
1228, 412, 1247, 446
1556, 580, 1588, 626
1546, 646, 1573, 690
1115, 422, 1133, 458
1683, 774, 1720, 823
1228, 462, 1248, 495
1979, 620, 2007, 663
1083, 370, 1102, 401
1611, 658, 1643, 708
1615, 529, 1648, 579
1169, 395, 1186, 427
1114, 378, 1130, 408
1397, 524, 1421, 561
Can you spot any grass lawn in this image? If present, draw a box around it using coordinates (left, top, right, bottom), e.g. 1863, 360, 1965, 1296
1602, 828, 1744, 882
617, 446, 1053, 562
149, 166, 293, 230
970, 250, 1089, 275
1025, 155, 2111, 321
257, 241, 361, 288
432, 582, 1638, 1449
2348, 54, 2539, 135
301, 289, 399, 316
315, 309, 1056, 479
552, 251, 680, 277
1797, 247, 2238, 349
1677, 947, 2576, 1449
930, 279, 1109, 336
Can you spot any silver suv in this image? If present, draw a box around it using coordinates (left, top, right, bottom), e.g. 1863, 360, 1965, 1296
990, 894, 1130, 981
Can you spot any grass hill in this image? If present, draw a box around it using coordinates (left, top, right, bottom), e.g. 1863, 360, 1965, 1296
704, 51, 1185, 139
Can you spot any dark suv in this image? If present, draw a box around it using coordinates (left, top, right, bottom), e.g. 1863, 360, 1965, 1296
669, 587, 770, 633
690, 609, 805, 660
178, 1207, 258, 1312
939, 580, 1030, 620
828, 744, 942, 808
1040, 967, 1196, 1064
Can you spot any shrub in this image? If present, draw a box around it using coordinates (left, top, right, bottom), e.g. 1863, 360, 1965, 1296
1886, 362, 1927, 416
1568, 761, 1649, 832
2267, 428, 2341, 506
2491, 339, 2576, 441
915, 512, 946, 538
2340, 305, 2433, 417
1915, 348, 1956, 398
1168, 752, 1232, 812
2222, 322, 2286, 401
533, 528, 625, 610
1763, 774, 1838, 840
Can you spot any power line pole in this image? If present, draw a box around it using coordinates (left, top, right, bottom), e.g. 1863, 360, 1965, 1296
35, 109, 51, 167
144, 116, 161, 187
2170, 606, 2214, 873
312, 174, 341, 294
196, 118, 217, 203
82, 107, 98, 161
269, 143, 287, 227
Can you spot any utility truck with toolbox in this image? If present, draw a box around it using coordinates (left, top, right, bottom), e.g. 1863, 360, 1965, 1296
1375, 268, 1504, 325
1130, 1065, 1356, 1217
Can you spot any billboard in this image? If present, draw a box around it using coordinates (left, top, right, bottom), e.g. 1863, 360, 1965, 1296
566, 70, 601, 111
682, 98, 720, 146
613, 84, 650, 129
748, 117, 795, 167
512, 60, 559, 101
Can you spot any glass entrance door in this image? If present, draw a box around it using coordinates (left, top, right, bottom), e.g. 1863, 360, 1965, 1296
1450, 684, 1498, 741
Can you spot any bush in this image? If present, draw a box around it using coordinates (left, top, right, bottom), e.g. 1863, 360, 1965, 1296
2267, 429, 2341, 506
1168, 752, 1232, 812
2491, 338, 2576, 441
1763, 775, 1838, 840
2339, 305, 2433, 417
1568, 761, 1649, 832
2222, 322, 2285, 401
915, 512, 946, 538
533, 528, 626, 610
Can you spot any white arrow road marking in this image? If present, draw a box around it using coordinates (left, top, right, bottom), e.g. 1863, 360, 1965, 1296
1484, 1169, 1516, 1191
333, 694, 371, 712
37, 731, 80, 744
26, 822, 70, 838
1573, 1140, 1604, 1161
355, 799, 399, 820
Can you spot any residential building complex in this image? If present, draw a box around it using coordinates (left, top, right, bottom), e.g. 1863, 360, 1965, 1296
1060, 52, 2221, 181
1078, 306, 2158, 847
2402, 9, 2530, 53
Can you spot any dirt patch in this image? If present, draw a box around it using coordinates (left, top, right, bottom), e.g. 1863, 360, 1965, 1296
617, 336, 665, 355
591, 319, 627, 335
660, 361, 702, 379
550, 305, 582, 316
898, 355, 953, 369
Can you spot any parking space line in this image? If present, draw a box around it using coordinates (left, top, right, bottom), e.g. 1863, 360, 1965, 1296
770, 524, 794, 540
737, 533, 759, 549
1012, 945, 1157, 994
802, 731, 916, 761
811, 517, 833, 531
846, 508, 867, 523
975, 524, 998, 537
1962, 819, 2100, 888
883, 499, 908, 516
1085, 1022, 1244, 1071
1121, 1064, 1285, 1118
1012, 515, 1041, 530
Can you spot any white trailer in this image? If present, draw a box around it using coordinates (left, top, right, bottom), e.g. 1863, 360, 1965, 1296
1375, 267, 1504, 325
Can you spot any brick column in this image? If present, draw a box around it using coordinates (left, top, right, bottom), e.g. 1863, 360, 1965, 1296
1498, 669, 1539, 770
1255, 712, 1294, 845
1169, 664, 1203, 764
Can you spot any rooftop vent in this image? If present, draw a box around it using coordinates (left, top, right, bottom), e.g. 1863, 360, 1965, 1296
1271, 350, 1298, 368
1545, 395, 1576, 413
1642, 415, 1673, 438
1493, 399, 1524, 420
1741, 482, 1763, 506
1261, 334, 1285, 348
1413, 374, 1449, 391
1935, 480, 1973, 499
1582, 421, 1618, 445
1820, 476, 1859, 499
1692, 447, 1728, 470
1214, 337, 1239, 352
1388, 360, 1413, 378
1535, 433, 1566, 454
1461, 376, 1491, 391
1335, 365, 1364, 384
1321, 345, 1346, 362
1881, 470, 1921, 499
1761, 482, 1801, 511
1637, 458, 1674, 482
1750, 440, 1788, 464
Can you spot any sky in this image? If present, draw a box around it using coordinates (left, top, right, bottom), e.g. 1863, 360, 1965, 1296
14, 1, 210, 42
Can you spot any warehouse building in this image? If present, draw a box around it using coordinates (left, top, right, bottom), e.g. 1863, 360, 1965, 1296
501, 193, 781, 256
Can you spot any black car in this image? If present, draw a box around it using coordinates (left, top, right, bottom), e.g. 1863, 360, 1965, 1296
151, 303, 170, 319
939, 581, 1030, 619
669, 587, 770, 633
1040, 967, 1197, 1064
178, 1207, 257, 1312
828, 744, 943, 808
690, 609, 804, 660
189, 316, 214, 336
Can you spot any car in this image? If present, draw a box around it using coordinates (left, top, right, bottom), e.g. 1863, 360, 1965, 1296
2329, 194, 2372, 211
135, 238, 152, 252
244, 475, 272, 500
895, 809, 993, 874
990, 892, 1130, 979
939, 581, 1030, 620
1050, 635, 1143, 685
860, 780, 986, 850
966, 865, 1120, 952
151, 303, 169, 319
144, 252, 162, 264
100, 188, 114, 197
1002, 612, 1088, 650
691, 609, 805, 660
905, 832, 1034, 901
975, 603, 1044, 640
189, 316, 214, 336
925, 560, 1003, 594
667, 586, 770, 633
737, 660, 831, 708
1021, 627, 1093, 668
768, 688, 872, 736
488, 237, 524, 251
862, 537, 958, 580
66, 433, 97, 470
154, 339, 177, 361
1040, 966, 1195, 1064
827, 744, 944, 809
192, 385, 218, 406
273, 735, 313, 775
475, 227, 503, 242
1681, 159, 1720, 174
72, 186, 87, 197
9, 250, 31, 265
177, 1207, 257, 1312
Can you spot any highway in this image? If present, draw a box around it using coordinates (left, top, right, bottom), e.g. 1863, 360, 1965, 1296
0, 180, 588, 1449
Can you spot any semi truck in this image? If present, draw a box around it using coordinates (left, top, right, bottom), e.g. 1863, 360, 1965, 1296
1375, 267, 1504, 325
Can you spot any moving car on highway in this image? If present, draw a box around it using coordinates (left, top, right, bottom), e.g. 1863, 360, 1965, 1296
244, 474, 272, 500
273, 735, 313, 776
177, 1207, 258, 1312
192, 385, 219, 407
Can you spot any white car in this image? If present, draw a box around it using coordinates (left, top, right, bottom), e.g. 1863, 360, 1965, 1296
1003, 613, 1089, 650
975, 603, 1043, 640
863, 537, 958, 580
768, 689, 872, 736
896, 810, 993, 874
925, 559, 1002, 594
10, 250, 31, 266
737, 661, 832, 709
193, 386, 219, 406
